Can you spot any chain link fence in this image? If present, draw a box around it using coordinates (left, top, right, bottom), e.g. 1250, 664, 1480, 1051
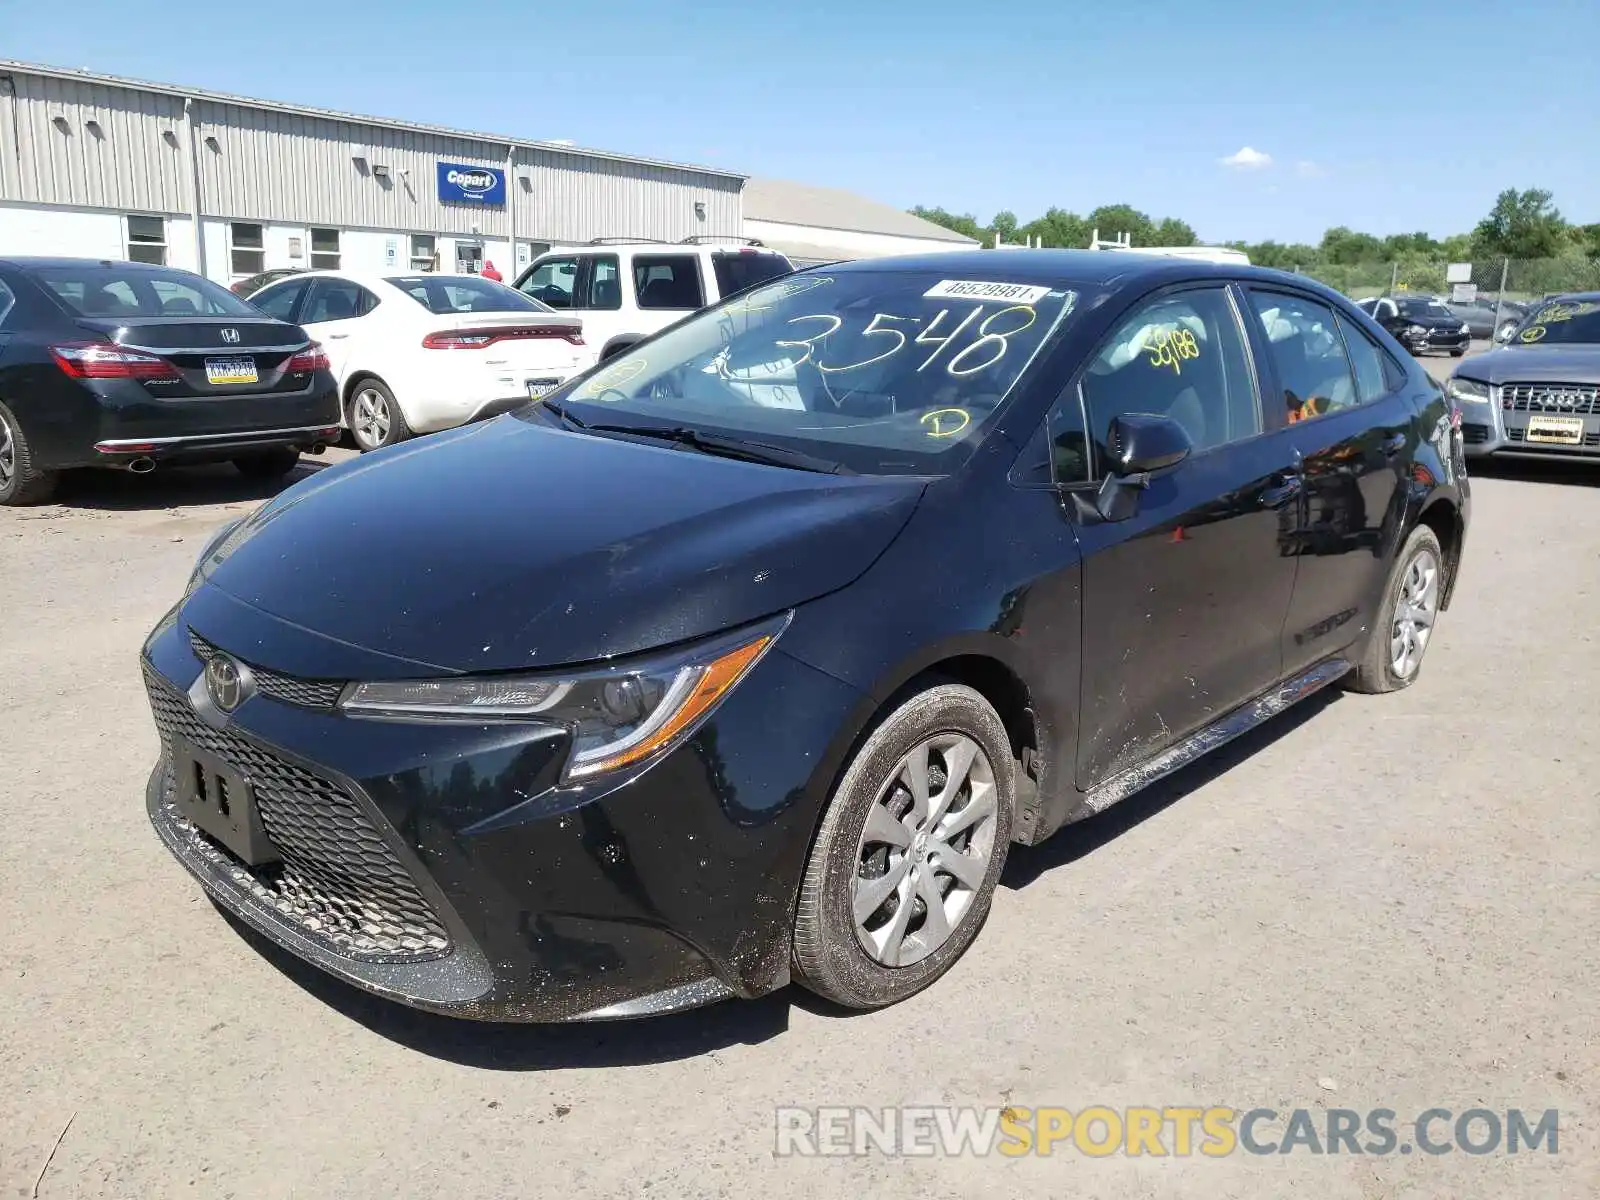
1292, 257, 1600, 307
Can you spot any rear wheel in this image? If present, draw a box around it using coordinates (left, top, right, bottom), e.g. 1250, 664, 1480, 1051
347, 379, 411, 452
232, 449, 303, 481
793, 683, 1013, 1009
1344, 525, 1444, 694
0, 401, 58, 506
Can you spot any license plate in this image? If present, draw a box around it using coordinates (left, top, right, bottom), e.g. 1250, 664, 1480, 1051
170, 735, 280, 866
205, 356, 258, 385
526, 378, 562, 399
1526, 415, 1584, 445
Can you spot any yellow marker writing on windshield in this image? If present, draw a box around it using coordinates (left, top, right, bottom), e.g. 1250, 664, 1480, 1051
921, 408, 971, 438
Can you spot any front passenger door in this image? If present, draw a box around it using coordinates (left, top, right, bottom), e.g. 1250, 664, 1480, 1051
1067, 285, 1303, 789
298, 277, 377, 387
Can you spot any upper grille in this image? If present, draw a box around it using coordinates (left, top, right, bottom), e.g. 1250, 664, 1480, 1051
189, 630, 344, 711
144, 665, 450, 962
1500, 382, 1600, 416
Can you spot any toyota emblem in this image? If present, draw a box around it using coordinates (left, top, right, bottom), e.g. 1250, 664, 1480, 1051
204, 654, 249, 713
220, 327, 241, 344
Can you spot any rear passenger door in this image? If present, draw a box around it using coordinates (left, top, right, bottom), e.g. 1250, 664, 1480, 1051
1242, 289, 1415, 675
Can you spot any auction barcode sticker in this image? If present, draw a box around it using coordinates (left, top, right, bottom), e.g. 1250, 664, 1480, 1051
923, 279, 1053, 305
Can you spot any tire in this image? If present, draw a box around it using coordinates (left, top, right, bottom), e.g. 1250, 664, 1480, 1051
0, 400, 59, 506
232, 449, 303, 481
793, 683, 1014, 1010
1450, 349, 1466, 358
1343, 524, 1444, 694
346, 379, 411, 452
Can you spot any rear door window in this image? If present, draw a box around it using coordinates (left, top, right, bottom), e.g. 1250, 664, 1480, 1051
632, 255, 705, 310
1246, 292, 1360, 422
710, 251, 792, 299
1335, 314, 1395, 404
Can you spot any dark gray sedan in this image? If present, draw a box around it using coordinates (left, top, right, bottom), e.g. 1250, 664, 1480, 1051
1447, 293, 1600, 460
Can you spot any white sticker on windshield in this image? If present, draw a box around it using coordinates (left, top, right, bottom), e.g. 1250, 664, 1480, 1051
923, 279, 1052, 306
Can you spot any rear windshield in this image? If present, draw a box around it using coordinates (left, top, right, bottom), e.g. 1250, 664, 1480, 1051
386, 275, 553, 314
36, 265, 259, 318
1513, 299, 1600, 346
712, 251, 794, 299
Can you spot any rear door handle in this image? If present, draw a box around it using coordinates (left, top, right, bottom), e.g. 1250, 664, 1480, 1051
1262, 473, 1303, 508
1381, 432, 1407, 457
326, 332, 350, 340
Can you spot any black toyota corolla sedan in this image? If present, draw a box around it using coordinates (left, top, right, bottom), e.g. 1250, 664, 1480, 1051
0, 258, 340, 505
140, 251, 1469, 1021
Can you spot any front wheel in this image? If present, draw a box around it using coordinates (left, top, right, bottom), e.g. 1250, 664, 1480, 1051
347, 379, 412, 452
792, 683, 1013, 1009
1343, 524, 1444, 694
1450, 349, 1466, 358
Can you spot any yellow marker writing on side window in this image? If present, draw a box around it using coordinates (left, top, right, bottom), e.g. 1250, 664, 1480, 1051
921, 408, 971, 438
1146, 328, 1201, 374
1520, 325, 1547, 343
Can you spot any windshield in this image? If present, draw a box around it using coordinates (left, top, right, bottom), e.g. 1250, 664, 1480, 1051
1513, 299, 1600, 346
535, 269, 1079, 475
385, 275, 553, 314
36, 265, 261, 318
1398, 298, 1454, 319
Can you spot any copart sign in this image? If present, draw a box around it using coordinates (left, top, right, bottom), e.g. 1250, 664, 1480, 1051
437, 162, 506, 206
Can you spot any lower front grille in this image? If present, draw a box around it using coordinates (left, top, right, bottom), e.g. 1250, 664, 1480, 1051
144, 665, 450, 962
1462, 423, 1490, 445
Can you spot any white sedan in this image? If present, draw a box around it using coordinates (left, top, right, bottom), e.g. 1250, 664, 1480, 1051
247, 271, 594, 451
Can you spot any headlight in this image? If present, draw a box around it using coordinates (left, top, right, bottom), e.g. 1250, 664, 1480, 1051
340, 613, 790, 780
1406, 324, 1428, 337
1459, 323, 1470, 334
1445, 377, 1490, 404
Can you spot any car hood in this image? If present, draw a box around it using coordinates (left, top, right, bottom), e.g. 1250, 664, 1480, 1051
1455, 345, 1600, 384
197, 416, 925, 674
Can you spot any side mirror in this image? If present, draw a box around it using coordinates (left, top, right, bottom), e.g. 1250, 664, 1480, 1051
1106, 412, 1193, 475
1076, 414, 1193, 524
1494, 321, 1518, 344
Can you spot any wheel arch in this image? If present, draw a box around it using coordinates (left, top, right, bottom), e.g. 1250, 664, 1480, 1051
599, 336, 641, 361
1416, 495, 1463, 609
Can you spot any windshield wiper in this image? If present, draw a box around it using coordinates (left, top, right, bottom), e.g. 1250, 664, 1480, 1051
580, 422, 855, 475
539, 398, 589, 430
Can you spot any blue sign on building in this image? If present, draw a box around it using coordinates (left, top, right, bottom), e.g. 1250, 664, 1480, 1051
437, 161, 506, 206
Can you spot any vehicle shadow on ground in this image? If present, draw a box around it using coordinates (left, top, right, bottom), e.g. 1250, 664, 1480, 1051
222, 690, 1346, 1066
218, 908, 795, 1068
46, 455, 337, 511
1001, 689, 1340, 889
1468, 458, 1600, 489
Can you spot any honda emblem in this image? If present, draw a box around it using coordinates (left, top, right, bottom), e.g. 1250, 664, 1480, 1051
220, 327, 241, 344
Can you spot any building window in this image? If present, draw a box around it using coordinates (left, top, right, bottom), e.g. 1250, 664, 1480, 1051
310, 228, 340, 270
230, 223, 265, 276
126, 215, 166, 265
410, 234, 436, 272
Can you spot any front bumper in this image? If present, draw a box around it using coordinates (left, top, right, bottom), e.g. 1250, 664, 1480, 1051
140, 603, 861, 1021
1402, 329, 1471, 355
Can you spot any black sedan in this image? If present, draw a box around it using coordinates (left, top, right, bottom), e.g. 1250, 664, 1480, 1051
141, 252, 1469, 1020
231, 267, 306, 298
1447, 292, 1600, 461
0, 258, 341, 505
1357, 295, 1472, 356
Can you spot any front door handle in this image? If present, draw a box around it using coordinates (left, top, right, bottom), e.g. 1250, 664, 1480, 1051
1261, 473, 1303, 508
326, 332, 350, 340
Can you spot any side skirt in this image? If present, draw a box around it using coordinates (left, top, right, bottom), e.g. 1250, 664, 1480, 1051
1064, 657, 1352, 825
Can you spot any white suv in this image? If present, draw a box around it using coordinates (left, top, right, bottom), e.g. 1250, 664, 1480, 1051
512, 238, 794, 361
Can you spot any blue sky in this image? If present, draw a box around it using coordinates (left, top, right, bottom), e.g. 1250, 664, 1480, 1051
5, 0, 1597, 244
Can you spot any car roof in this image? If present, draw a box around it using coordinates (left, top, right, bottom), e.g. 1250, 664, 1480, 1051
813, 248, 1352, 297
1535, 291, 1600, 304
0, 256, 199, 271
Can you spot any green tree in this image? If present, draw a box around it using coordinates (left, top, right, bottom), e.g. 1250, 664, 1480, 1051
990, 210, 1019, 244
1086, 203, 1154, 245
909, 206, 986, 242
1320, 226, 1382, 265
1020, 207, 1090, 249
1472, 188, 1568, 259
1150, 217, 1197, 246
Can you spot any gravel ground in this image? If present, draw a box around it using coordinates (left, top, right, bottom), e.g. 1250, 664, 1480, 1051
2, 412, 1596, 1198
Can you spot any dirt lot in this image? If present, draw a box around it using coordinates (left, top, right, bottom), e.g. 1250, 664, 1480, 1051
3, 410, 1597, 1197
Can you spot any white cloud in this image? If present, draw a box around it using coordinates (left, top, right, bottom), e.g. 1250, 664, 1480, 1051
1219, 146, 1272, 170
1296, 160, 1327, 179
